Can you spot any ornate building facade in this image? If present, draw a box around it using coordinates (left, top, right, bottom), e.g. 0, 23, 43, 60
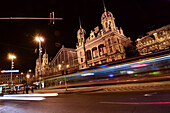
35, 51, 50, 79
35, 58, 40, 80
35, 45, 78, 79
76, 5, 132, 69
41, 51, 50, 76
136, 24, 170, 55
49, 45, 78, 75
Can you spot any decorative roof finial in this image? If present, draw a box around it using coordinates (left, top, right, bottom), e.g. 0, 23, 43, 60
79, 16, 82, 29
103, 0, 107, 12
45, 46, 47, 54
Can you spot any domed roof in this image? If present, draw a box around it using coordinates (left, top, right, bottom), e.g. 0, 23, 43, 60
101, 11, 114, 21
43, 52, 48, 57
77, 27, 86, 35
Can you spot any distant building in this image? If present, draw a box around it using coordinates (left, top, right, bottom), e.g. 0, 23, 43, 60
49, 45, 78, 75
35, 45, 78, 78
35, 50, 50, 79
136, 24, 170, 55
35, 58, 40, 80
41, 51, 50, 76
76, 4, 132, 69
0, 73, 24, 84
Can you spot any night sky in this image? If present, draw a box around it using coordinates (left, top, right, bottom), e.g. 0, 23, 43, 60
0, 0, 169, 73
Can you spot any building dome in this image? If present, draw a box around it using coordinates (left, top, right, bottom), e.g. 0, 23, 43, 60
101, 11, 114, 21
43, 52, 48, 57
77, 27, 86, 36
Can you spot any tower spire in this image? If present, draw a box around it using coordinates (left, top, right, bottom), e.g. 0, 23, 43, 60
45, 45, 47, 54
79, 16, 82, 29
103, 0, 107, 12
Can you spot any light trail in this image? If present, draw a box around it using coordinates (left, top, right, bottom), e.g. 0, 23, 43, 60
100, 101, 170, 105
3, 93, 58, 97
0, 96, 45, 101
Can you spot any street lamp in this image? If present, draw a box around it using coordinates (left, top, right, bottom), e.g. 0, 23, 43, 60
26, 74, 30, 79
8, 54, 16, 91
26, 74, 30, 84
59, 61, 69, 91
28, 69, 32, 73
35, 36, 44, 83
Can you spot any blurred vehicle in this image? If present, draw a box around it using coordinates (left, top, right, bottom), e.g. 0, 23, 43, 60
44, 50, 170, 88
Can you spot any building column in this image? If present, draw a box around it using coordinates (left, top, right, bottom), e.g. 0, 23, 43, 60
97, 46, 100, 57
90, 49, 93, 60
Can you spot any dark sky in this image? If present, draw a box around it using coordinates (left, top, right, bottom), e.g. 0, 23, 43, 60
0, 0, 169, 73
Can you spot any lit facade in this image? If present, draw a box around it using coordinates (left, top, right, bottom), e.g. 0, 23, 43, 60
35, 45, 79, 78
136, 24, 170, 55
35, 50, 50, 79
0, 73, 24, 84
49, 45, 78, 75
35, 58, 40, 80
41, 51, 50, 76
76, 6, 132, 69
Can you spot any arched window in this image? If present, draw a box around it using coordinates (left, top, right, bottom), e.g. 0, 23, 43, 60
80, 51, 83, 62
92, 47, 98, 58
108, 39, 111, 46
109, 46, 113, 53
86, 50, 92, 60
109, 21, 112, 29
98, 44, 105, 56
80, 51, 82, 57
105, 22, 108, 28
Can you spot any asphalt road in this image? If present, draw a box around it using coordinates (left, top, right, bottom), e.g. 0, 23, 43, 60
1, 91, 170, 113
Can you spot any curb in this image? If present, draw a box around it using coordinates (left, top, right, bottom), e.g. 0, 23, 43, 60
34, 81, 170, 94
35, 88, 103, 94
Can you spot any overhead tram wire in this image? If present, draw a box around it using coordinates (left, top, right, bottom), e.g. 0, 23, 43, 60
0, 12, 63, 24
0, 17, 63, 20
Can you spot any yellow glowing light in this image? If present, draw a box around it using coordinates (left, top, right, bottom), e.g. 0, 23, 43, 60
58, 64, 62, 70
66, 65, 69, 68
8, 54, 16, 59
26, 74, 30, 79
35, 36, 44, 42
29, 69, 32, 72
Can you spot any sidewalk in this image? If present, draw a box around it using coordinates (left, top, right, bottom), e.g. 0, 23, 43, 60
34, 86, 103, 94
34, 80, 170, 94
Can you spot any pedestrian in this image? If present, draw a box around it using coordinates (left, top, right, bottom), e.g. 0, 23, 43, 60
15, 86, 18, 94
26, 86, 29, 94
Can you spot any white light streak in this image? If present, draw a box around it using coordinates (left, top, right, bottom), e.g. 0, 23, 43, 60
1, 70, 19, 73
3, 93, 58, 97
0, 97, 45, 101
81, 73, 95, 76
127, 71, 134, 74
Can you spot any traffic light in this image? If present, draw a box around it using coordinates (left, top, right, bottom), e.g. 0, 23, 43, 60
49, 11, 55, 25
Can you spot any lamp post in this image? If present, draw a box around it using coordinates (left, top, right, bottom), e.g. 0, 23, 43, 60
26, 74, 30, 85
58, 62, 69, 91
8, 54, 16, 91
35, 36, 44, 84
